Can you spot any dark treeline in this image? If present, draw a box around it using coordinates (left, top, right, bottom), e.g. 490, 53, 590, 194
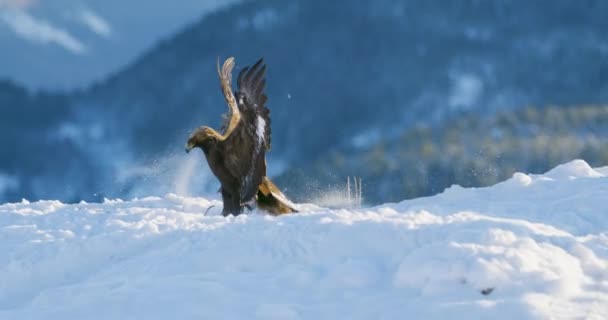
277, 105, 608, 204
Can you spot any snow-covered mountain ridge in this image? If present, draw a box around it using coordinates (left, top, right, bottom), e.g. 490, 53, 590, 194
0, 159, 607, 319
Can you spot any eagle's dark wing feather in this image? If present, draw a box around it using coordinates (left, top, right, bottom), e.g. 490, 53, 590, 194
222, 58, 272, 203
236, 58, 271, 151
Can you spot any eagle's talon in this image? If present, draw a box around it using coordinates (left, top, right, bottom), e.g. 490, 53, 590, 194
241, 202, 255, 212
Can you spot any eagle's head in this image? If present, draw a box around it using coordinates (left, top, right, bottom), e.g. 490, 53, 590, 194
185, 126, 219, 153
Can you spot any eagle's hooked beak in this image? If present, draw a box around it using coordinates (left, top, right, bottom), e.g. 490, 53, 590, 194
185, 143, 194, 153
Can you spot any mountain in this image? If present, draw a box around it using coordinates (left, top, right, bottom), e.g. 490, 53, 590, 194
1, 160, 607, 319
275, 104, 608, 204
76, 0, 608, 161
2, 0, 608, 203
73, 0, 608, 197
0, 0, 238, 89
0, 80, 93, 201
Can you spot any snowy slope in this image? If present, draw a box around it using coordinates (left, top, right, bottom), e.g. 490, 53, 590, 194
0, 160, 607, 319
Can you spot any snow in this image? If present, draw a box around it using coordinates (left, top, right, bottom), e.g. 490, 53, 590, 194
448, 72, 483, 111
0, 160, 607, 319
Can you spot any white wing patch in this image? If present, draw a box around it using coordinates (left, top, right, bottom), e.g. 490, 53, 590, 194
256, 115, 266, 146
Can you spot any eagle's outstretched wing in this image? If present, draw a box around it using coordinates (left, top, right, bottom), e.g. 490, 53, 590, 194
218, 57, 272, 203
217, 57, 240, 139
236, 58, 271, 151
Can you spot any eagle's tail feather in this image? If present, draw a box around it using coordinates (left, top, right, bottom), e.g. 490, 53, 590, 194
256, 177, 298, 215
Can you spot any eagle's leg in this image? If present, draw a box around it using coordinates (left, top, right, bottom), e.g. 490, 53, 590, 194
221, 187, 242, 217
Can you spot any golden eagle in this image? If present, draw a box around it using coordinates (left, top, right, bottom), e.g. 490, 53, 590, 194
186, 57, 297, 216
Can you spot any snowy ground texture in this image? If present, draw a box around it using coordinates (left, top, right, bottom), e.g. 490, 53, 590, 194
1, 160, 607, 319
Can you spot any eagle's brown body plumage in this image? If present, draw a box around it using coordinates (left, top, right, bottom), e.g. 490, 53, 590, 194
186, 57, 297, 216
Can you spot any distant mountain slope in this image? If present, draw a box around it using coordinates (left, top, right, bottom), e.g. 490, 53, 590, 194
76, 0, 608, 165
0, 80, 99, 201
3, 0, 608, 203
276, 104, 608, 204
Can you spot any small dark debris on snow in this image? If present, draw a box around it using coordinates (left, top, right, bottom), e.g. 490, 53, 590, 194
480, 287, 495, 296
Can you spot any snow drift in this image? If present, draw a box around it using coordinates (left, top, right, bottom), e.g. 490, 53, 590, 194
0, 160, 607, 319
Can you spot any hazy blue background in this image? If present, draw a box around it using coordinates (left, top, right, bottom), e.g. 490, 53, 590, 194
1, 0, 607, 205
